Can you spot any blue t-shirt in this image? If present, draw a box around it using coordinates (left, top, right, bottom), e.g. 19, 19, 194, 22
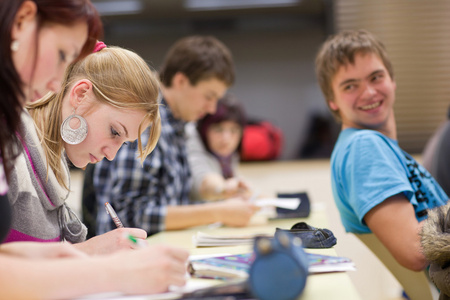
331, 128, 448, 233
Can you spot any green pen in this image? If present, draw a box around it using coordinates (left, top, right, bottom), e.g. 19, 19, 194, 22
126, 233, 148, 248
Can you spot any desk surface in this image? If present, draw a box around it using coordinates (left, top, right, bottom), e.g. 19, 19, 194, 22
148, 214, 361, 300
147, 159, 361, 299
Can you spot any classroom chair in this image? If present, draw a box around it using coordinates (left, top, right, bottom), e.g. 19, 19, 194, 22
355, 233, 438, 300
421, 106, 450, 196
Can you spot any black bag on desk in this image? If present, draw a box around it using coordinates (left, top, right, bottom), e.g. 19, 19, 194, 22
276, 222, 337, 249
276, 192, 310, 218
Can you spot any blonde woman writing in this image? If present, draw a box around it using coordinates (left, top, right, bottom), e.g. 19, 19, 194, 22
7, 44, 166, 255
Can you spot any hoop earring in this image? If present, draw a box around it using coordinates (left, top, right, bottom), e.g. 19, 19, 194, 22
11, 40, 19, 52
60, 110, 88, 145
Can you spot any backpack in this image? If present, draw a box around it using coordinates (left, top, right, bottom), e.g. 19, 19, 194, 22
240, 120, 283, 161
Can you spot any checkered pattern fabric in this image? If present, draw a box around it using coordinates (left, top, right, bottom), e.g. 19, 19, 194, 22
93, 99, 192, 235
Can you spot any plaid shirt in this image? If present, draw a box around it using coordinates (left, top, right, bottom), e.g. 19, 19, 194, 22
93, 99, 192, 235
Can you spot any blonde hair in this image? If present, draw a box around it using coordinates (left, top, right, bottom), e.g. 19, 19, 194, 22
27, 46, 161, 189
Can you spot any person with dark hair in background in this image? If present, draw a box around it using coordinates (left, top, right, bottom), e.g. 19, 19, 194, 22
186, 93, 252, 201
90, 35, 257, 237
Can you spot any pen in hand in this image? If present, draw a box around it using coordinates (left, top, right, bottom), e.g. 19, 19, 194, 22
105, 202, 124, 228
127, 233, 195, 277
105, 203, 194, 276
126, 233, 149, 248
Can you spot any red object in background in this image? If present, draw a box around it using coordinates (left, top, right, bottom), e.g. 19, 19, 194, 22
241, 121, 283, 161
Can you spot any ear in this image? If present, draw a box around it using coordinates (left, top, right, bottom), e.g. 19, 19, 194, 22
11, 1, 38, 40
69, 80, 93, 109
328, 99, 339, 111
172, 72, 189, 88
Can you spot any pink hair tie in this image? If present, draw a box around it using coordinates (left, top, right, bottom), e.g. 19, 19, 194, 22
93, 41, 107, 53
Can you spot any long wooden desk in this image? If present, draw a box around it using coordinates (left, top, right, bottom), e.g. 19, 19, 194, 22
145, 160, 362, 299
148, 213, 361, 299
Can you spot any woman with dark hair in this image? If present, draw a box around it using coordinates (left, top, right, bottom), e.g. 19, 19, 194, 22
0, 0, 101, 243
0, 0, 102, 185
0, 2, 188, 299
187, 93, 252, 201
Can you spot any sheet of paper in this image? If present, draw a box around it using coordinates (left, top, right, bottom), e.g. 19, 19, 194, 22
190, 253, 231, 260
253, 197, 300, 210
192, 231, 272, 247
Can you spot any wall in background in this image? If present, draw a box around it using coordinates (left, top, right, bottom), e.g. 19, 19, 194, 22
335, 0, 450, 153
97, 0, 338, 160
94, 0, 450, 159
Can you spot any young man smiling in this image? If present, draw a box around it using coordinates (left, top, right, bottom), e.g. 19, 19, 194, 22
315, 30, 448, 271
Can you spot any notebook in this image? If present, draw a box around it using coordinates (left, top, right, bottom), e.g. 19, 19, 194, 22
190, 252, 355, 280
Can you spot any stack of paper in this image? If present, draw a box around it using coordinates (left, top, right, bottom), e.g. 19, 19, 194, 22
192, 231, 272, 247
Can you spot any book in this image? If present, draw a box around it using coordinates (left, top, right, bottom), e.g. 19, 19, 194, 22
190, 253, 254, 279
307, 252, 356, 274
190, 252, 355, 280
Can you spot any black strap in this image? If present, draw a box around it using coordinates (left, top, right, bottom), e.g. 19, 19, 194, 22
0, 194, 12, 243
